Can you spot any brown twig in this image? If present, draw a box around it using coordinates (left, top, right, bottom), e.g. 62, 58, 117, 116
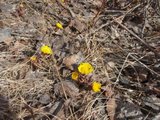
113, 18, 158, 57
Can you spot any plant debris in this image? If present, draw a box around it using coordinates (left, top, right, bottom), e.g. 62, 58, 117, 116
0, 0, 160, 119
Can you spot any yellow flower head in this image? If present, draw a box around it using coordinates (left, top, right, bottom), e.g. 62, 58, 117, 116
71, 71, 79, 80
30, 56, 37, 61
61, 0, 65, 2
56, 22, 63, 29
40, 45, 53, 55
92, 81, 101, 92
78, 62, 94, 75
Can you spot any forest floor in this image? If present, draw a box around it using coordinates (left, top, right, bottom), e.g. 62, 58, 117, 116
0, 0, 160, 120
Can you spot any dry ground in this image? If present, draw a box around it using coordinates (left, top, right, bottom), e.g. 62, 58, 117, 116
0, 0, 160, 120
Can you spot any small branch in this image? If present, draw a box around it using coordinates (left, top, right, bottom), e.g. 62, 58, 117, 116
113, 19, 158, 56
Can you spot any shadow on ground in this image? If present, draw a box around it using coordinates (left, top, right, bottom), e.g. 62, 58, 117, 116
0, 95, 16, 120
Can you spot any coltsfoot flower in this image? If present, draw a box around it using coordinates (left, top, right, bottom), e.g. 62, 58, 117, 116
56, 22, 63, 29
30, 56, 37, 61
92, 81, 101, 92
71, 71, 79, 80
78, 62, 94, 75
40, 45, 53, 55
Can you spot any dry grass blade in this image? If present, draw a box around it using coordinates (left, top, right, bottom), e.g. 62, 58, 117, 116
0, 0, 160, 119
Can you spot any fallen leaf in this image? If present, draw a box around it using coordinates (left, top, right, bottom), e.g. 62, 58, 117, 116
72, 19, 85, 33
65, 19, 85, 34
54, 80, 79, 98
63, 52, 84, 70
0, 28, 13, 45
106, 61, 115, 72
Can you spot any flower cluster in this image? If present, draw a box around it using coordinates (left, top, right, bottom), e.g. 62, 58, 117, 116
30, 21, 63, 61
71, 62, 102, 92
30, 31, 101, 93
71, 62, 93, 81
30, 45, 53, 65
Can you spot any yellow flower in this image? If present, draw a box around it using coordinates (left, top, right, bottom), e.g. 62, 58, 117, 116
30, 56, 37, 61
40, 45, 53, 55
56, 22, 63, 29
61, 0, 64, 2
78, 62, 94, 75
92, 81, 101, 92
71, 71, 79, 80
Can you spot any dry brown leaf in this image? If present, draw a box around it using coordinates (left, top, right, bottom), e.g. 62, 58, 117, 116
106, 61, 115, 72
54, 81, 79, 98
0, 28, 13, 45
72, 19, 85, 33
65, 19, 85, 34
105, 86, 117, 120
63, 53, 83, 70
